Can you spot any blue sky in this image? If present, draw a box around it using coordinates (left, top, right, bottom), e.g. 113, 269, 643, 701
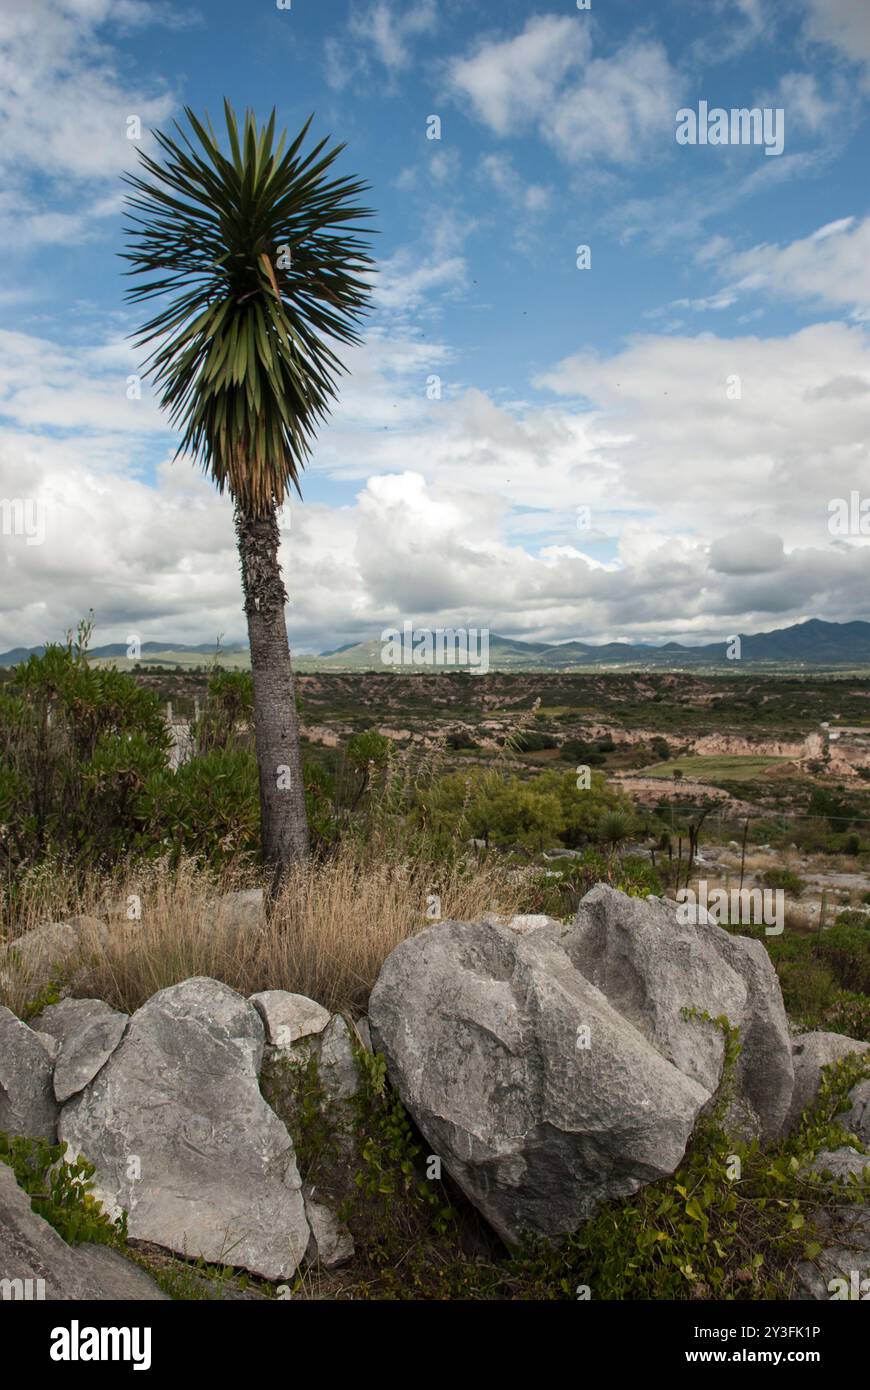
1, 0, 869, 654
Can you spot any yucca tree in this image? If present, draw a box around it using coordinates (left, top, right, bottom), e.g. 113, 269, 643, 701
122, 102, 374, 881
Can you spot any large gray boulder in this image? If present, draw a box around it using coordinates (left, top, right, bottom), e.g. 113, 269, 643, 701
33, 998, 128, 1104
369, 907, 711, 1244
0, 1007, 59, 1141
784, 1031, 869, 1134
566, 886, 794, 1142
0, 1160, 167, 1300
59, 977, 310, 1281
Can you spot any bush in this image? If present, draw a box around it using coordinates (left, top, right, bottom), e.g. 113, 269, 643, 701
511, 730, 557, 753
139, 746, 260, 868
0, 628, 171, 875
0, 1133, 126, 1247
821, 991, 870, 1042
817, 923, 870, 995
560, 737, 605, 766
761, 867, 805, 897
418, 767, 636, 854
446, 730, 478, 750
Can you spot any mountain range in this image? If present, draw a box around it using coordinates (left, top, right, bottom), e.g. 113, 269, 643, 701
2, 619, 869, 672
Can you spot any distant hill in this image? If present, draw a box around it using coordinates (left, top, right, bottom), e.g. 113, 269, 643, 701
293, 619, 870, 672
2, 618, 868, 672
0, 640, 250, 672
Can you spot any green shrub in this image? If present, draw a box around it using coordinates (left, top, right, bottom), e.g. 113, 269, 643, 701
821, 991, 870, 1042
560, 737, 605, 766
761, 866, 805, 896
512, 730, 557, 753
0, 1133, 127, 1247
0, 628, 171, 875
138, 746, 260, 868
816, 923, 870, 995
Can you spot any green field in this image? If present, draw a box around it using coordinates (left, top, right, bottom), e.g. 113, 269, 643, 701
642, 754, 790, 782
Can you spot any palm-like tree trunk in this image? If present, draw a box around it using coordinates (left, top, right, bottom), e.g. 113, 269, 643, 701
235, 503, 309, 882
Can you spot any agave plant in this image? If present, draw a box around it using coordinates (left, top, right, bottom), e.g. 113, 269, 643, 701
122, 101, 374, 880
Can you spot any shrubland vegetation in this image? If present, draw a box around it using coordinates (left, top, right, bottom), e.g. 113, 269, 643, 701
2, 638, 869, 1300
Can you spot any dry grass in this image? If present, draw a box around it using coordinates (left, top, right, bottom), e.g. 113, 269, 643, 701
0, 844, 523, 1018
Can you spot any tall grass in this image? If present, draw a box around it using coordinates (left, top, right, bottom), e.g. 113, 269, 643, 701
0, 842, 522, 1019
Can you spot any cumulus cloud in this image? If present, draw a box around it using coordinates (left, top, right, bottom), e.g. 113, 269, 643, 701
3, 303, 870, 652
724, 215, 870, 318
0, 0, 176, 250
449, 18, 679, 165
534, 320, 870, 550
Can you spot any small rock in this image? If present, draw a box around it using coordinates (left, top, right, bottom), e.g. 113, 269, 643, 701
507, 915, 553, 933
784, 1031, 869, 1134
0, 1006, 59, 1141
0, 923, 79, 992
811, 1147, 870, 1182
215, 889, 264, 937
793, 1204, 870, 1301
303, 1186, 354, 1269
842, 1079, 870, 1146
34, 998, 130, 1102
249, 991, 330, 1047
353, 1017, 373, 1054
318, 1016, 361, 1104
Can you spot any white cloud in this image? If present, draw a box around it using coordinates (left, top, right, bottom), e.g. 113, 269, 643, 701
350, 0, 437, 72
3, 311, 870, 652
725, 214, 870, 318
803, 0, 870, 88
449, 16, 585, 137
0, 1, 175, 181
450, 18, 679, 165
535, 321, 870, 551
325, 0, 437, 90
768, 71, 837, 133
0, 329, 167, 436
479, 154, 551, 214
373, 251, 467, 313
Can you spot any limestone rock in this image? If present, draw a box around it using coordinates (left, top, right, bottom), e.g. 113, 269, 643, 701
59, 977, 310, 1281
249, 991, 330, 1047
303, 1186, 355, 1269
0, 1160, 167, 1300
566, 885, 794, 1142
784, 1031, 869, 1134
842, 1079, 870, 1147
0, 1006, 59, 1142
369, 910, 711, 1243
34, 999, 129, 1104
